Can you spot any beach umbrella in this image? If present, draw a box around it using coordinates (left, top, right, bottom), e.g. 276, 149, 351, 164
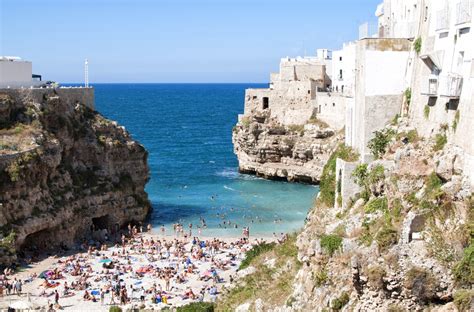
99, 259, 112, 263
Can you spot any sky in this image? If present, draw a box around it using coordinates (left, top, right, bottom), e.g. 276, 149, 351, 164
1, 0, 380, 83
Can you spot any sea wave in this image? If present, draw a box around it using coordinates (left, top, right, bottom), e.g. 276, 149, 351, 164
215, 167, 239, 179
223, 185, 237, 192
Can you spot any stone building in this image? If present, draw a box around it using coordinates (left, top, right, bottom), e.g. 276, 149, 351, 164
243, 53, 332, 126
409, 0, 474, 186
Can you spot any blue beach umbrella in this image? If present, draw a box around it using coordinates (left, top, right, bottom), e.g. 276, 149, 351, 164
99, 259, 112, 263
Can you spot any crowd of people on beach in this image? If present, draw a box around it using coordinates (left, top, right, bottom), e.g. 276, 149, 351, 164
0, 223, 261, 310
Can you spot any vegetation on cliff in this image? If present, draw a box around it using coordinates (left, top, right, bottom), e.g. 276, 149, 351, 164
0, 90, 151, 264
216, 234, 301, 311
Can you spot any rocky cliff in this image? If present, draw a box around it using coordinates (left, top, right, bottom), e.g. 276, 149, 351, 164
220, 118, 473, 312
0, 89, 151, 266
232, 111, 342, 184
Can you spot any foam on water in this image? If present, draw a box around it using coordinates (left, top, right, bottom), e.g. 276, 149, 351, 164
93, 83, 319, 237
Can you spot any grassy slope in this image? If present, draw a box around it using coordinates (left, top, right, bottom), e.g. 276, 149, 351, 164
216, 234, 301, 311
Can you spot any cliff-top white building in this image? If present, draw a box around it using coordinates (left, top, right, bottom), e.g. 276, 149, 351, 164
0, 56, 42, 88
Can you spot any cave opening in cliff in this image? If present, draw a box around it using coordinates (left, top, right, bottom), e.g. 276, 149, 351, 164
92, 215, 110, 231
262, 97, 269, 109
21, 228, 59, 255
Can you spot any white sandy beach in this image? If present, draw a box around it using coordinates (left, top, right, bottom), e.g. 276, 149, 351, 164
0, 232, 274, 311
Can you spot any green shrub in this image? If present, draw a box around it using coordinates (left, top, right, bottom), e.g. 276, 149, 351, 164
453, 241, 474, 286
319, 145, 359, 207
320, 234, 343, 256
425, 172, 444, 201
239, 242, 276, 269
391, 114, 400, 126
352, 163, 368, 187
405, 88, 412, 106
365, 197, 388, 213
433, 133, 447, 151
331, 292, 350, 311
368, 165, 385, 185
177, 302, 214, 312
241, 116, 251, 128
414, 37, 422, 54
358, 218, 375, 246
424, 105, 430, 119
368, 129, 395, 159
109, 306, 122, 312
313, 269, 328, 287
453, 289, 474, 312
405, 129, 420, 143
375, 225, 398, 251
452, 110, 460, 131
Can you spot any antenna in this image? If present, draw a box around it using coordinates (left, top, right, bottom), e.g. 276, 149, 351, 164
84, 59, 89, 88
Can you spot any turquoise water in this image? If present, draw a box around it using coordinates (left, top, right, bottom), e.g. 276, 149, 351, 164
93, 84, 318, 237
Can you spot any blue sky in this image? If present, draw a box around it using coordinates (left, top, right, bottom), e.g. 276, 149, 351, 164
1, 0, 380, 83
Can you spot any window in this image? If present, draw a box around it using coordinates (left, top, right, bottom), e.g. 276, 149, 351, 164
459, 27, 470, 36
339, 57, 342, 61
262, 97, 269, 109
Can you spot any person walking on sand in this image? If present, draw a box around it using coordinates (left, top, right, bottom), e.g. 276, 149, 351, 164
54, 289, 59, 305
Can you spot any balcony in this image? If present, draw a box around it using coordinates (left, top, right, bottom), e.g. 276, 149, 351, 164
421, 76, 439, 96
436, 7, 450, 31
438, 74, 463, 98
456, 0, 472, 25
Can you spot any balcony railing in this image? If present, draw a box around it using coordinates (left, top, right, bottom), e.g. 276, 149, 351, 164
436, 7, 450, 31
421, 76, 439, 96
456, 0, 472, 25
438, 74, 463, 98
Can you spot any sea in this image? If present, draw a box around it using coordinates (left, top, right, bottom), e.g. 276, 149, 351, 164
92, 83, 319, 238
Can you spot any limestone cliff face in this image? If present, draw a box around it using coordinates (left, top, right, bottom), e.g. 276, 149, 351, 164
232, 111, 342, 184
0, 89, 151, 265
284, 119, 473, 311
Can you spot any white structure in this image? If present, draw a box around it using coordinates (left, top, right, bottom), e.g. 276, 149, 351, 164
84, 59, 89, 88
0, 57, 37, 88
331, 42, 356, 96
408, 0, 474, 186
376, 0, 420, 38
346, 38, 411, 161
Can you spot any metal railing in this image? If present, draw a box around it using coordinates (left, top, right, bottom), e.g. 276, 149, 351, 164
456, 0, 472, 25
438, 74, 463, 98
436, 7, 450, 31
420, 76, 439, 96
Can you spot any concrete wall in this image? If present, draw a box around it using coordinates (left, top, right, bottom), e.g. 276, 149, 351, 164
347, 38, 410, 161
0, 87, 95, 110
0, 61, 33, 87
335, 159, 361, 209
314, 92, 346, 130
